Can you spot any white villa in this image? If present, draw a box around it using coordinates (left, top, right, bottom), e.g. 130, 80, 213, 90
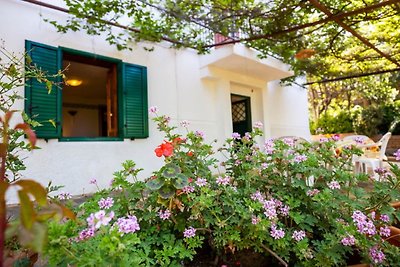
1, 0, 310, 200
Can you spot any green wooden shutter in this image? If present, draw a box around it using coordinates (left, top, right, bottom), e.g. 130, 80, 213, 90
122, 63, 148, 138
25, 41, 61, 139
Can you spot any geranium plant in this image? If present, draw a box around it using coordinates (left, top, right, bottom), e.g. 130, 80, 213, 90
45, 108, 400, 266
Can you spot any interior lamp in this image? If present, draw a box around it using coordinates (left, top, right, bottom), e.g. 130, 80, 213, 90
66, 79, 83, 87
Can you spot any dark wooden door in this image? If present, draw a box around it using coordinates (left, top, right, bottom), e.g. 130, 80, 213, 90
231, 95, 252, 136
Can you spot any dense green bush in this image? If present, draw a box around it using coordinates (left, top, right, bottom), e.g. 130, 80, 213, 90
311, 101, 400, 136
310, 111, 353, 134
45, 110, 400, 266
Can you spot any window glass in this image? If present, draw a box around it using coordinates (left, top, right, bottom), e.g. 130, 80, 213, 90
62, 53, 118, 137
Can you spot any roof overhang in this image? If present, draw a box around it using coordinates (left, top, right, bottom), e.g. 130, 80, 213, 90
200, 44, 293, 82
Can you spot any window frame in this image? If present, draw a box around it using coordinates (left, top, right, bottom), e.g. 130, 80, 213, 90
59, 47, 124, 142
25, 40, 149, 142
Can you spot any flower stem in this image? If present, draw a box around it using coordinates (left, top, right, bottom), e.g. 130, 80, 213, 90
260, 243, 288, 267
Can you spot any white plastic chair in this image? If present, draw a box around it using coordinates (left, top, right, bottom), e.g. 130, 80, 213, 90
343, 135, 369, 143
354, 132, 392, 180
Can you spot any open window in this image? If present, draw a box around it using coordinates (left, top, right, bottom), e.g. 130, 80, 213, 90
62, 54, 118, 138
25, 41, 149, 141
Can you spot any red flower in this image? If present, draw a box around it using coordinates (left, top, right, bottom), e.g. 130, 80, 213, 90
155, 142, 174, 157
172, 137, 184, 146
187, 151, 194, 157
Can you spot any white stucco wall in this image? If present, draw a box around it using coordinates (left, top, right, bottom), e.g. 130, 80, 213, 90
1, 0, 310, 203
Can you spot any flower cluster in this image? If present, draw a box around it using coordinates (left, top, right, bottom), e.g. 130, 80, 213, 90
231, 132, 241, 139
369, 246, 386, 264
292, 230, 306, 242
341, 234, 356, 246
394, 149, 400, 161
195, 177, 208, 187
183, 227, 196, 238
352, 210, 377, 235
328, 180, 341, 190
270, 224, 285, 239
306, 189, 320, 197
216, 176, 231, 185
158, 209, 171, 220
251, 192, 290, 220
98, 197, 114, 209
264, 139, 275, 154
58, 191, 72, 200
253, 121, 263, 129
115, 215, 140, 234
293, 154, 307, 163
182, 185, 195, 194
87, 210, 115, 229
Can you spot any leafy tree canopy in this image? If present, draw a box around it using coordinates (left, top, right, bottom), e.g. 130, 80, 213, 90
46, 0, 400, 82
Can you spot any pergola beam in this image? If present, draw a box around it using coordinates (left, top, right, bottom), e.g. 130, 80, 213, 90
304, 67, 400, 85
205, 0, 400, 48
308, 0, 400, 67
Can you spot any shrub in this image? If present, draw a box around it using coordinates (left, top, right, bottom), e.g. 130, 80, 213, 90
310, 111, 353, 134
45, 110, 400, 266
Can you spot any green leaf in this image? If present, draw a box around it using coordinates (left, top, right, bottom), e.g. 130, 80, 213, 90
46, 80, 53, 93
15, 179, 48, 207
48, 119, 56, 128
19, 222, 47, 252
146, 178, 165, 190
159, 185, 175, 199
162, 163, 181, 178
18, 190, 35, 229
172, 173, 188, 189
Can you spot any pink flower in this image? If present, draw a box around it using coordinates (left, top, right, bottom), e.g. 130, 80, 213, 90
279, 205, 290, 216
216, 176, 231, 185
58, 192, 72, 200
87, 210, 114, 229
293, 154, 307, 163
292, 230, 306, 241
369, 246, 386, 264
254, 121, 263, 129
331, 134, 340, 141
354, 136, 365, 144
89, 178, 97, 184
394, 149, 400, 160
283, 138, 295, 146
341, 235, 356, 246
328, 180, 341, 190
182, 185, 195, 194
183, 227, 196, 238
251, 215, 261, 225
180, 120, 190, 127
251, 191, 264, 202
306, 189, 320, 196
380, 214, 390, 223
115, 215, 140, 234
270, 225, 285, 239
149, 106, 158, 114
98, 197, 114, 209
379, 226, 391, 237
77, 228, 95, 241
195, 177, 208, 187
319, 137, 329, 143
195, 130, 205, 139
231, 132, 241, 139
158, 209, 171, 220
